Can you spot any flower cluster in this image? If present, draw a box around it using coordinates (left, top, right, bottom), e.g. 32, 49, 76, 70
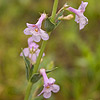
21, 13, 60, 99
20, 13, 49, 64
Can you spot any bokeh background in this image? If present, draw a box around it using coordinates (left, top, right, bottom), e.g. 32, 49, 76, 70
0, 0, 100, 100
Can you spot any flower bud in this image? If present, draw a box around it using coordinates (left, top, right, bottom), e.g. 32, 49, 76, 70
58, 14, 74, 20
63, 3, 69, 9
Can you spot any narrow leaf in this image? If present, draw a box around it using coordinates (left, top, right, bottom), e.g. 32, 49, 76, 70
46, 67, 58, 73
22, 51, 30, 68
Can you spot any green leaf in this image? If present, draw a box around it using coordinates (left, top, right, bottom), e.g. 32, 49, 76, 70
31, 73, 42, 83
22, 50, 34, 80
47, 61, 54, 70
22, 51, 30, 68
46, 67, 58, 73
30, 64, 34, 77
55, 10, 64, 26
44, 18, 55, 32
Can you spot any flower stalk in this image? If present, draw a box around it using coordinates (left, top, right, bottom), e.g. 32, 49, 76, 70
24, 81, 33, 100
24, 0, 59, 100
51, 0, 58, 22
33, 40, 48, 73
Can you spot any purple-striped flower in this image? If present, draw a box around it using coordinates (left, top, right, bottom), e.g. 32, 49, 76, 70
20, 42, 45, 64
24, 13, 49, 43
38, 68, 60, 98
67, 1, 88, 30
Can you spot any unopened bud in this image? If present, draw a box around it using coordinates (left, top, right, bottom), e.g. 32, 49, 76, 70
40, 58, 43, 63
63, 3, 69, 8
58, 15, 64, 20
58, 14, 74, 20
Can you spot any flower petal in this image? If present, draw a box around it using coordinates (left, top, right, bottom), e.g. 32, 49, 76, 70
36, 13, 47, 28
79, 15, 88, 30
43, 52, 45, 57
67, 7, 79, 16
30, 29, 40, 36
75, 15, 79, 23
29, 42, 39, 49
32, 54, 37, 63
35, 49, 40, 56
38, 89, 44, 96
51, 84, 60, 93
26, 23, 35, 28
28, 37, 34, 45
44, 87, 52, 93
78, 1, 88, 12
20, 48, 29, 57
49, 78, 55, 84
43, 92, 51, 98
32, 35, 41, 42
40, 29, 49, 40
24, 28, 33, 35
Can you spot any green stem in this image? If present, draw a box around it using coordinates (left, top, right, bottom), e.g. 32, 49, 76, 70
33, 40, 48, 73
51, 0, 58, 22
24, 82, 33, 100
24, 0, 59, 99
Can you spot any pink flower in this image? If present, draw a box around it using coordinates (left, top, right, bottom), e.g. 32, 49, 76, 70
24, 13, 49, 43
20, 42, 45, 64
38, 68, 60, 98
67, 1, 88, 30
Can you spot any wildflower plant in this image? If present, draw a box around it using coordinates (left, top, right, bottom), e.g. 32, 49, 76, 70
20, 0, 88, 100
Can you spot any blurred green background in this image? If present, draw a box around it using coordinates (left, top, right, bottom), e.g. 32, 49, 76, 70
0, 0, 100, 100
